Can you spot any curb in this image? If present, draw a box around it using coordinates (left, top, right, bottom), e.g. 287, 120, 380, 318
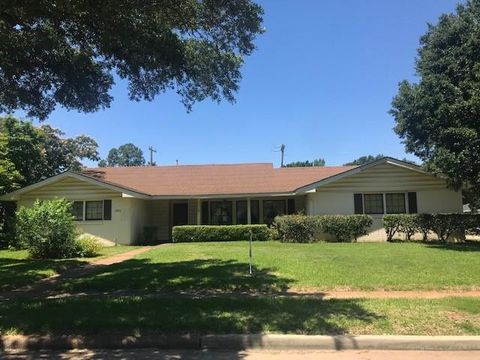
2, 334, 480, 351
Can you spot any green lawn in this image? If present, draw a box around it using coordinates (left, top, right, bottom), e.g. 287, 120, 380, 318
1, 296, 478, 336
60, 241, 480, 293
0, 246, 137, 291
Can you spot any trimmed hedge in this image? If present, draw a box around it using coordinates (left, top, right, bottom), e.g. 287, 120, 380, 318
172, 225, 271, 242
275, 214, 373, 243
383, 213, 480, 242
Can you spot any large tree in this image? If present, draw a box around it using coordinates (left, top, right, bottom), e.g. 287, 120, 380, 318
0, 1, 264, 120
99, 143, 145, 167
285, 158, 325, 167
0, 116, 99, 194
390, 0, 480, 206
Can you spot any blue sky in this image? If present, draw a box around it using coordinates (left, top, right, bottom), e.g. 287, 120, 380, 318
35, 0, 460, 167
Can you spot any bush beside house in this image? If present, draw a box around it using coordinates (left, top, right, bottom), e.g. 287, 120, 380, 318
172, 225, 271, 242
275, 214, 373, 243
383, 213, 480, 242
16, 198, 100, 258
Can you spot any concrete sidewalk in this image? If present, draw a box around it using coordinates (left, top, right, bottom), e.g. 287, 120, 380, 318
3, 349, 480, 360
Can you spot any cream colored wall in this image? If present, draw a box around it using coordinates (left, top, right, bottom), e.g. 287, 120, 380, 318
16, 177, 137, 245
306, 163, 463, 242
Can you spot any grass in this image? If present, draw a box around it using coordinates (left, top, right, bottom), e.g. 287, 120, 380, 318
0, 246, 138, 291
0, 296, 478, 336
60, 241, 480, 292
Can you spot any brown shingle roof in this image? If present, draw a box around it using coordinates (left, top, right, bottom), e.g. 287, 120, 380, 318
82, 163, 356, 197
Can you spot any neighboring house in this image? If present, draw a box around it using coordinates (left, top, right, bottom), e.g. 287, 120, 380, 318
0, 157, 463, 243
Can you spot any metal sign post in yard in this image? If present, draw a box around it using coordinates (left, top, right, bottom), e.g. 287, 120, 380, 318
249, 229, 253, 275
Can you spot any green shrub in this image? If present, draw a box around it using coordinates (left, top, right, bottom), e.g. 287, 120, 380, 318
383, 214, 420, 241
275, 214, 373, 243
275, 214, 319, 243
16, 199, 78, 259
0, 201, 17, 249
75, 235, 102, 257
172, 225, 271, 242
319, 215, 373, 242
383, 213, 480, 242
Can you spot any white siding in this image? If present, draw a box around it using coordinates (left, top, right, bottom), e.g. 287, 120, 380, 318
16, 177, 136, 245
21, 177, 120, 200
306, 163, 463, 242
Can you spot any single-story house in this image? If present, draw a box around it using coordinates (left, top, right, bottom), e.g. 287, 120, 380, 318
0, 157, 463, 243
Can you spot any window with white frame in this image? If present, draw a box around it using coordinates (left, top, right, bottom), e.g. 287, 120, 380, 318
363, 194, 384, 214
70, 200, 112, 221
386, 193, 406, 214
85, 201, 104, 220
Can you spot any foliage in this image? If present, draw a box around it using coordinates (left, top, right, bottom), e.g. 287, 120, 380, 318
383, 214, 420, 241
75, 235, 102, 258
0, 201, 16, 249
390, 0, 480, 194
344, 154, 385, 166
0, 116, 99, 194
383, 213, 480, 242
275, 214, 373, 243
274, 215, 319, 243
172, 225, 270, 242
320, 215, 373, 242
285, 158, 325, 167
16, 199, 79, 259
0, 1, 264, 120
99, 143, 145, 167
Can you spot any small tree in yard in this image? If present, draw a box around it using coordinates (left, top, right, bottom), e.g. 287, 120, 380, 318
16, 198, 78, 259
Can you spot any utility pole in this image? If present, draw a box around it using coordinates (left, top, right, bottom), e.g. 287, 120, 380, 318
148, 146, 157, 166
280, 144, 285, 168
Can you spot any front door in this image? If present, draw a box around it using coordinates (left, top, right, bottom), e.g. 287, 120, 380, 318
172, 202, 188, 227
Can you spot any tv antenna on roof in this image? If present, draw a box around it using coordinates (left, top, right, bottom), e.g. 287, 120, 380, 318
276, 144, 286, 167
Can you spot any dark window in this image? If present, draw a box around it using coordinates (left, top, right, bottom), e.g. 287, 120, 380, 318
85, 201, 103, 220
236, 201, 247, 224
263, 200, 286, 226
363, 194, 384, 214
287, 199, 295, 214
250, 200, 260, 224
408, 192, 418, 213
201, 201, 209, 224
72, 201, 84, 221
210, 201, 232, 225
386, 193, 406, 214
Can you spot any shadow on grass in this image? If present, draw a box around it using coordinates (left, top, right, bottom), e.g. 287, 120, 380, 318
424, 240, 480, 252
0, 296, 382, 337
0, 257, 83, 291
60, 258, 294, 293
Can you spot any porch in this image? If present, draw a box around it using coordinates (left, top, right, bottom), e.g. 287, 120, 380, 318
138, 196, 306, 243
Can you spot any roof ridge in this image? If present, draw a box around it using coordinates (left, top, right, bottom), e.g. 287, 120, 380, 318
86, 162, 274, 170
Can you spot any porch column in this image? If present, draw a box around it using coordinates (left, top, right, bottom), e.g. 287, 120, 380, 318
196, 199, 201, 225
247, 198, 251, 224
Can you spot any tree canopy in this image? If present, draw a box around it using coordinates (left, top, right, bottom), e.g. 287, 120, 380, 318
343, 155, 385, 166
99, 143, 145, 167
285, 158, 325, 167
0, 0, 264, 120
0, 116, 99, 194
390, 0, 480, 199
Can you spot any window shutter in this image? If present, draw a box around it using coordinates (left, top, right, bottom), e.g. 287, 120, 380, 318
103, 200, 112, 220
354, 194, 363, 214
287, 199, 295, 214
408, 192, 418, 214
